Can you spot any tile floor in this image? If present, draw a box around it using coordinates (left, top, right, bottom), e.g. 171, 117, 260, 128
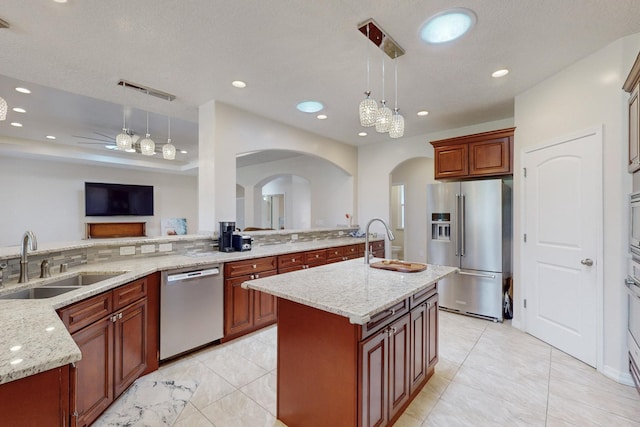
100, 311, 640, 426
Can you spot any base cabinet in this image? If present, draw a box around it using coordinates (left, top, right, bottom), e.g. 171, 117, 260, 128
59, 277, 151, 427
0, 365, 70, 426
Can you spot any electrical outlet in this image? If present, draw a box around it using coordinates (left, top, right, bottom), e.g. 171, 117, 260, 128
141, 244, 155, 254
119, 246, 136, 256
291, 234, 298, 241
158, 243, 172, 252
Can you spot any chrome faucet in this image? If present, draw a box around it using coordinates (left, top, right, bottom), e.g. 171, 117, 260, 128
364, 218, 395, 264
19, 231, 37, 283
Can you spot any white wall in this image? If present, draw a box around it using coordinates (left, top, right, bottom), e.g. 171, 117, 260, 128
0, 156, 198, 246
514, 33, 639, 381
358, 118, 514, 254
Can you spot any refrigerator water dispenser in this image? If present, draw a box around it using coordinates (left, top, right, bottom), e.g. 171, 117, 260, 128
431, 213, 451, 241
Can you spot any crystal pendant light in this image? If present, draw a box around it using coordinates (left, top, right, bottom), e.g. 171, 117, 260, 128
140, 111, 155, 156
115, 82, 132, 150
375, 57, 392, 133
0, 96, 7, 121
162, 114, 176, 160
389, 53, 405, 138
359, 24, 377, 127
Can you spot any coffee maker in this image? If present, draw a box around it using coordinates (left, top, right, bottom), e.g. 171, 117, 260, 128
219, 221, 236, 252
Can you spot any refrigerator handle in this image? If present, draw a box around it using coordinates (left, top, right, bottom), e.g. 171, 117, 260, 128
460, 194, 466, 256
455, 194, 460, 256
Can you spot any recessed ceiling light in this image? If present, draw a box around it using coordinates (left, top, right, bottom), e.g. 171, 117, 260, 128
15, 87, 31, 94
417, 110, 429, 116
12, 107, 26, 113
53, 0, 68, 3
125, 148, 136, 153
45, 135, 56, 140
231, 80, 247, 88
105, 145, 117, 150
358, 132, 367, 137
491, 69, 509, 78
10, 122, 22, 127
10, 358, 23, 365
180, 150, 188, 154
317, 114, 327, 120
296, 101, 324, 113
420, 8, 476, 44
10, 345, 21, 352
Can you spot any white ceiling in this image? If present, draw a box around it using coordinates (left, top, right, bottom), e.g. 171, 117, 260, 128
1, 1, 640, 170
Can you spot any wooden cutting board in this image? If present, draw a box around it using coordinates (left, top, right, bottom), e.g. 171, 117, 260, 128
369, 260, 427, 273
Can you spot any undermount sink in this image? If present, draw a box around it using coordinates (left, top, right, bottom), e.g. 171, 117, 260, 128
0, 286, 80, 299
39, 272, 125, 287
0, 272, 125, 300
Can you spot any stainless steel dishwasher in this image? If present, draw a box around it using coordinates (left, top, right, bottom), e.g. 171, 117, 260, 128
160, 264, 223, 360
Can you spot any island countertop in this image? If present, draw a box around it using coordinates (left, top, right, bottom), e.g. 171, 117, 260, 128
242, 259, 457, 324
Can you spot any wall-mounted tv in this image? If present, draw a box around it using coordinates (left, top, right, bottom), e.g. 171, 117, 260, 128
85, 182, 154, 216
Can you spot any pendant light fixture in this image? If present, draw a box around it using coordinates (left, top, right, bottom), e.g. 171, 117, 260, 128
162, 113, 176, 160
116, 81, 133, 150
139, 110, 155, 156
389, 52, 405, 139
375, 57, 392, 133
358, 24, 377, 127
0, 96, 7, 121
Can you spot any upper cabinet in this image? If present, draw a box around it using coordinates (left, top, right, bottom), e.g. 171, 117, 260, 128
624, 52, 640, 174
430, 127, 515, 180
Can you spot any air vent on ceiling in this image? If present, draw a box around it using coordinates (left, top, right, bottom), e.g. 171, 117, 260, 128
117, 80, 176, 101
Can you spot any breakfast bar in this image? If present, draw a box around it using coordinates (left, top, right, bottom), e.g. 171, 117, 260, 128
243, 259, 457, 427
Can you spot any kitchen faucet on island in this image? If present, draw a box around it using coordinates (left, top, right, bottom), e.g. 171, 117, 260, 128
18, 230, 37, 283
364, 217, 395, 264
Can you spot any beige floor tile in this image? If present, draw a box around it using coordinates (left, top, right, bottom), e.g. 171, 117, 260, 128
177, 401, 199, 420
422, 372, 451, 397
174, 408, 216, 427
240, 371, 278, 416
547, 391, 640, 426
189, 368, 237, 410
198, 345, 269, 388
402, 387, 440, 421
227, 336, 278, 371
392, 412, 424, 426
434, 356, 460, 380
201, 389, 277, 427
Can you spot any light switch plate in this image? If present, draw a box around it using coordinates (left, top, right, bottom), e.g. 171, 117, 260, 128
120, 246, 136, 256
141, 244, 155, 254
158, 243, 172, 252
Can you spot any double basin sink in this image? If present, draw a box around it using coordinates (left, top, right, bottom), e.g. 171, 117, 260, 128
0, 272, 124, 300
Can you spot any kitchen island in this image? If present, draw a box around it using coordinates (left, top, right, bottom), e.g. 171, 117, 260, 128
243, 259, 457, 427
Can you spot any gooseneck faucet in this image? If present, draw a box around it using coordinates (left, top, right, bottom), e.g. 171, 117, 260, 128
19, 230, 38, 283
364, 218, 395, 264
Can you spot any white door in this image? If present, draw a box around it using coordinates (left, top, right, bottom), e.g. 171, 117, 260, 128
522, 128, 601, 367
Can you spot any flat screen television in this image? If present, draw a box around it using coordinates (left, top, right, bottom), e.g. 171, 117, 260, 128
85, 182, 154, 216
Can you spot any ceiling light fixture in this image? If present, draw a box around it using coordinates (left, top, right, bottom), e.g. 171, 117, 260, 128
0, 97, 7, 121
162, 108, 176, 160
317, 114, 327, 120
15, 87, 31, 94
45, 135, 56, 140
420, 8, 476, 44
296, 101, 324, 113
10, 122, 22, 127
417, 110, 429, 116
115, 82, 132, 151
232, 80, 247, 88
12, 107, 26, 113
491, 68, 509, 78
139, 110, 155, 156
358, 23, 377, 127
389, 51, 404, 139
358, 19, 405, 138
358, 132, 367, 137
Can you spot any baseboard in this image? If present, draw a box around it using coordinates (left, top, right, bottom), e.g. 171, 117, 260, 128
511, 319, 522, 330
601, 364, 634, 386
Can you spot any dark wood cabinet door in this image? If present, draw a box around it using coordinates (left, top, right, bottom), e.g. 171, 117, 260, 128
426, 294, 439, 369
360, 330, 388, 427
71, 317, 114, 427
388, 315, 411, 421
113, 298, 148, 397
224, 275, 254, 336
0, 365, 70, 427
409, 303, 427, 394
434, 144, 468, 179
254, 290, 278, 327
469, 137, 511, 176
142, 272, 160, 375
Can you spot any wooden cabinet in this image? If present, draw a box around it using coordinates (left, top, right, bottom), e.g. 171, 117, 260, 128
409, 289, 438, 394
430, 127, 515, 180
278, 249, 328, 274
58, 277, 150, 427
223, 256, 278, 341
623, 52, 640, 173
326, 246, 346, 264
0, 365, 70, 426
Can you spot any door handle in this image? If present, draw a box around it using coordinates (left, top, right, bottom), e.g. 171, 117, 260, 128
581, 258, 594, 266
458, 271, 496, 279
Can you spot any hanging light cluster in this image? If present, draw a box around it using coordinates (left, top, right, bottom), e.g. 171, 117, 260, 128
357, 19, 405, 139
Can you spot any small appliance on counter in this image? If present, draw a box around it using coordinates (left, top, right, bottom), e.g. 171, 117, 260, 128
219, 221, 236, 252
232, 234, 252, 252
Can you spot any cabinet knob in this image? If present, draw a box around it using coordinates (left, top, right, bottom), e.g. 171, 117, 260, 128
250, 274, 255, 279
252, 264, 257, 269
255, 274, 260, 279
388, 308, 396, 316
292, 258, 296, 262
315, 254, 319, 258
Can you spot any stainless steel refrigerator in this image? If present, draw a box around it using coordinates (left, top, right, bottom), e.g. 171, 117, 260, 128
427, 179, 511, 321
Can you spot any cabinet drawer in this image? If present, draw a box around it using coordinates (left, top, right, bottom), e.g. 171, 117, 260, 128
370, 240, 385, 251
225, 256, 277, 278
343, 244, 359, 257
326, 246, 344, 260
278, 253, 304, 270
304, 249, 327, 266
58, 292, 112, 334
361, 298, 409, 339
113, 277, 147, 311
410, 284, 437, 309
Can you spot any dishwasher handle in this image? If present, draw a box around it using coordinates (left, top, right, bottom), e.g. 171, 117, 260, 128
166, 267, 220, 283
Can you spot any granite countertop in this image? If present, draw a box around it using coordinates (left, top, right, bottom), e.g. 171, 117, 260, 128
243, 259, 458, 324
0, 236, 380, 385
